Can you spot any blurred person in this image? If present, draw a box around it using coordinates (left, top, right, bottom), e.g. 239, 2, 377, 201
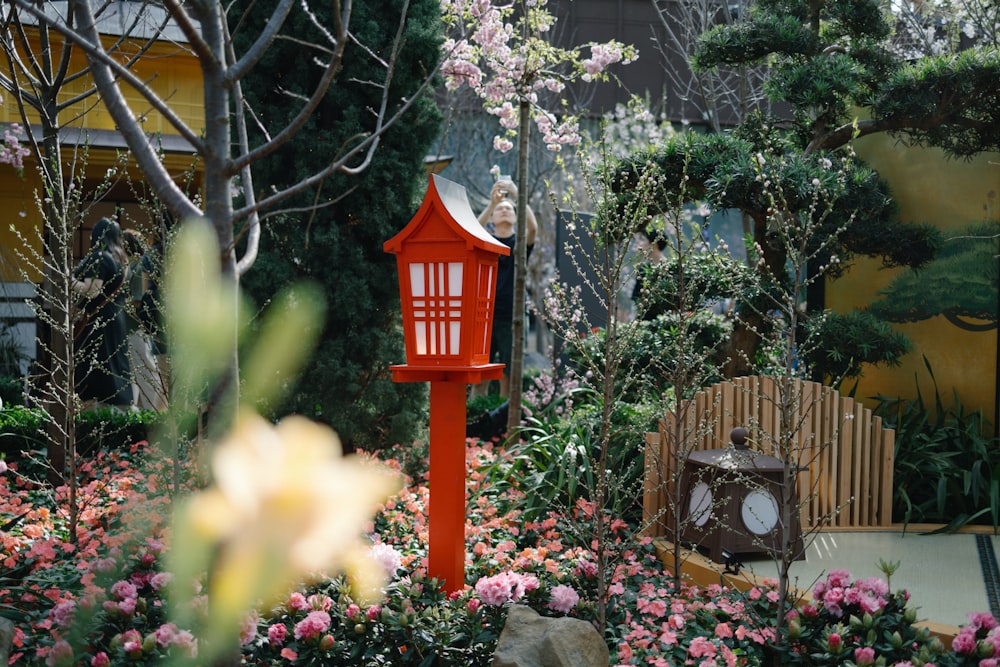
472, 177, 537, 399
631, 228, 668, 321
122, 228, 167, 411
71, 218, 133, 410
138, 228, 169, 400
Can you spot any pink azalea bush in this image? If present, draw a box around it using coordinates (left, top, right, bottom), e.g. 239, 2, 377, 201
779, 569, 999, 667
0, 437, 996, 665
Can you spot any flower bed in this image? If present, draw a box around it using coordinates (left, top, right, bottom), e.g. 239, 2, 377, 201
1, 438, 997, 666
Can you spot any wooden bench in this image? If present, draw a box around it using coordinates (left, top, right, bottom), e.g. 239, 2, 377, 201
643, 375, 896, 536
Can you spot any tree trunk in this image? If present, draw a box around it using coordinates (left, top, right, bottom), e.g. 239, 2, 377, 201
506, 99, 531, 434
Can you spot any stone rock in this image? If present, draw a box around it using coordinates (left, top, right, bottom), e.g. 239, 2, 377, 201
491, 604, 610, 667
0, 616, 14, 666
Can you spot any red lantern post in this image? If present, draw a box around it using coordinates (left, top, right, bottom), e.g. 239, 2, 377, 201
384, 174, 510, 592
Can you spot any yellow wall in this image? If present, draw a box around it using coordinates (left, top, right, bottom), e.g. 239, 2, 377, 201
0, 34, 204, 136
0, 32, 204, 283
827, 135, 999, 420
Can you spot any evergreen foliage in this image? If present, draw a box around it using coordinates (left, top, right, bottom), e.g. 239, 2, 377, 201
233, 0, 443, 451
614, 0, 1000, 377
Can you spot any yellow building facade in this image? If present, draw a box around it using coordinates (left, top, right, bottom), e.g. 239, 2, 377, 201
0, 18, 203, 371
0, 26, 204, 283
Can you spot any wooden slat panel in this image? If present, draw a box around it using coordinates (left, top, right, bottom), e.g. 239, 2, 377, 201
876, 417, 895, 526
643, 431, 661, 537
838, 396, 856, 526
799, 380, 820, 528
858, 405, 873, 524
851, 401, 865, 525
646, 376, 896, 533
824, 389, 842, 526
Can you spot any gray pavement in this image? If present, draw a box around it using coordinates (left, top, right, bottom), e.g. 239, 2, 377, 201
736, 531, 999, 627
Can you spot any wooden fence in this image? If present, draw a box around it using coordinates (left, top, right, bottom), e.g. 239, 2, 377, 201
643, 375, 896, 537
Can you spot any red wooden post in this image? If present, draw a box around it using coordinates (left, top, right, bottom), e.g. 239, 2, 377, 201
428, 381, 468, 590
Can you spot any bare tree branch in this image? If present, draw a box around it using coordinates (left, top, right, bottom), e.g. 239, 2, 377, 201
225, 0, 298, 82
11, 1, 204, 152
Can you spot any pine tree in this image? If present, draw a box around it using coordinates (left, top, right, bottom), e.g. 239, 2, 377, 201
616, 0, 1000, 375
235, 0, 443, 450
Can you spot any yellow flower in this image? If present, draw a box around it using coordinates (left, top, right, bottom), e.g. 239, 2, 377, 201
170, 412, 401, 658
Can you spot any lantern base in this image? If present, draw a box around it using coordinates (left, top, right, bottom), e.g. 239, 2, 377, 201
389, 363, 505, 385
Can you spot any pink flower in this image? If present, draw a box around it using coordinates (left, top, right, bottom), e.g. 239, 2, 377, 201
475, 573, 514, 606
308, 594, 333, 611
288, 591, 309, 611
110, 580, 137, 600
280, 647, 298, 661
547, 584, 579, 613
172, 631, 198, 658
150, 572, 172, 591
370, 542, 403, 576
467, 597, 482, 613
294, 610, 331, 640
827, 569, 851, 588
689, 636, 717, 658
828, 632, 842, 651
512, 573, 540, 598
90, 652, 110, 667
0, 459, 7, 474
714, 623, 733, 639
122, 629, 143, 657
45, 640, 73, 667
855, 646, 876, 665
953, 629, 979, 654
618, 642, 634, 662
117, 597, 136, 616
969, 612, 1000, 632
637, 597, 667, 618
268, 623, 288, 646
50, 600, 75, 627
155, 623, 178, 646
573, 560, 597, 577
493, 136, 514, 153
240, 611, 259, 645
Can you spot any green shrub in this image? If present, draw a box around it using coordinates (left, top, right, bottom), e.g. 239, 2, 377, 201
0, 374, 25, 407
466, 393, 507, 417
800, 310, 911, 386
0, 405, 47, 461
568, 311, 731, 405
478, 386, 657, 526
76, 408, 159, 457
0, 407, 159, 462
875, 359, 1000, 530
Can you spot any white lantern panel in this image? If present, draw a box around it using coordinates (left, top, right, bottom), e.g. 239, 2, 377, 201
407, 260, 466, 358
448, 262, 463, 297
414, 321, 427, 355
688, 482, 712, 527
409, 263, 425, 297
741, 489, 779, 535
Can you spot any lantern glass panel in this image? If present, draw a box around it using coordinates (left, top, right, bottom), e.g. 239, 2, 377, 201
407, 260, 465, 358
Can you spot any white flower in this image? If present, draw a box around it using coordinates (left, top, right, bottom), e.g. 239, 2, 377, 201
369, 543, 403, 578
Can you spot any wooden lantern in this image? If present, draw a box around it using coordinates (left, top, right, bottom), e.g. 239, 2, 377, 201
383, 174, 511, 593
384, 173, 510, 381
678, 427, 804, 565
